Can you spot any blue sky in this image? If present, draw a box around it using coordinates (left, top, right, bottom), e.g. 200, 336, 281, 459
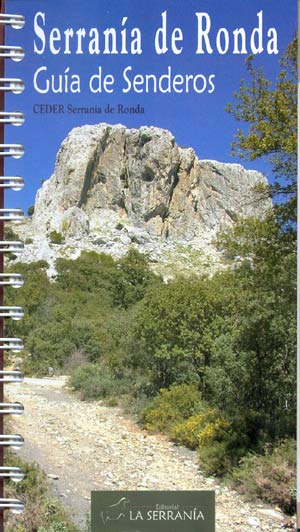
4, 0, 297, 212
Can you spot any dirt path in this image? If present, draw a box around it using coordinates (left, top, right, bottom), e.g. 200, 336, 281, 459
6, 377, 294, 531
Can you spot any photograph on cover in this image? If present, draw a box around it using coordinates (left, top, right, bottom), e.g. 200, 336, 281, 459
0, 1, 297, 531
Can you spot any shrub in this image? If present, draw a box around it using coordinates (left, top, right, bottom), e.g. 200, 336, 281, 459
199, 441, 231, 476
171, 409, 256, 477
4, 225, 20, 240
5, 453, 79, 532
141, 386, 247, 477
172, 410, 229, 450
230, 439, 296, 515
38, 522, 78, 532
131, 276, 226, 391
63, 350, 90, 374
197, 426, 252, 477
141, 384, 203, 433
50, 230, 65, 244
69, 363, 132, 401
171, 408, 246, 476
61, 219, 68, 233
27, 205, 35, 216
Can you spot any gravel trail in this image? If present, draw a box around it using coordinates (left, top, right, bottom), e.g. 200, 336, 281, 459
6, 377, 295, 531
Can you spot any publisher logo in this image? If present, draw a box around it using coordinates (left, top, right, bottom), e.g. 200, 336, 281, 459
91, 490, 215, 532
99, 497, 130, 526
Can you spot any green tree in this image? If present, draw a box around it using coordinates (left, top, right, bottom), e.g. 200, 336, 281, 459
56, 251, 116, 299
206, 281, 296, 443
217, 212, 296, 281
222, 41, 297, 439
226, 37, 297, 227
131, 276, 227, 391
213, 214, 296, 442
113, 249, 162, 308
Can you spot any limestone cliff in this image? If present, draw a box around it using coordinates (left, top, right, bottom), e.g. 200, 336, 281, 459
18, 123, 270, 275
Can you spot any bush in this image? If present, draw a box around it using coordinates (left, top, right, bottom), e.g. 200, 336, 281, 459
172, 410, 229, 450
38, 523, 78, 532
69, 363, 132, 401
5, 453, 79, 532
50, 230, 65, 244
131, 276, 226, 391
172, 409, 257, 477
230, 439, 296, 514
113, 249, 162, 308
63, 350, 90, 374
198, 440, 234, 477
4, 225, 20, 241
171, 408, 247, 476
197, 423, 252, 477
141, 384, 203, 433
141, 385, 248, 477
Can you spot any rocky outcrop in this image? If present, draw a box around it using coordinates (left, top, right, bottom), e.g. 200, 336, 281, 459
18, 123, 270, 274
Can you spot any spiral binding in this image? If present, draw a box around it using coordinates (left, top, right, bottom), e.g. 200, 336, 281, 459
0, 307, 24, 320
0, 8, 25, 520
0, 14, 25, 29
0, 241, 24, 253
0, 46, 24, 62
0, 403, 24, 415
0, 499, 24, 513
0, 370, 23, 383
0, 274, 24, 287
0, 338, 24, 352
0, 78, 24, 94
0, 467, 24, 481
0, 144, 24, 157
0, 208, 24, 221
0, 112, 24, 126
0, 177, 24, 190
0, 435, 23, 448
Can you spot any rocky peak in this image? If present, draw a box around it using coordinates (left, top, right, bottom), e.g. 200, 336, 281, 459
18, 123, 270, 275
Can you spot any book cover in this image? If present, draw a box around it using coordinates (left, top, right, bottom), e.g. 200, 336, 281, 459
2, 1, 297, 531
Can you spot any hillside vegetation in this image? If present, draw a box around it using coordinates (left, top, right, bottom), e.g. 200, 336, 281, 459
6, 210, 296, 513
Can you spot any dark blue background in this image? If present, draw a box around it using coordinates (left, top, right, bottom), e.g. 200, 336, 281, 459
4, 0, 297, 212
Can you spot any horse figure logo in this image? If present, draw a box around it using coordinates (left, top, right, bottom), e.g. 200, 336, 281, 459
100, 497, 130, 526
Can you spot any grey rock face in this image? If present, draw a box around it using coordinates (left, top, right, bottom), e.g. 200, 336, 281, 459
20, 123, 270, 273
31, 123, 268, 237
